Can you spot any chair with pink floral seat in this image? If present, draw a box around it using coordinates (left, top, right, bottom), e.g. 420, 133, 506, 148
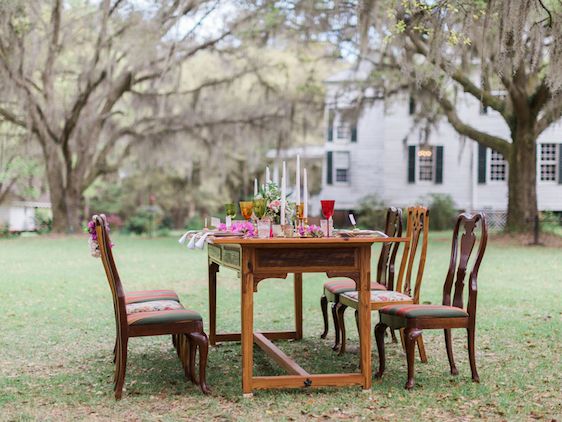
335, 206, 429, 359
92, 214, 210, 399
319, 207, 403, 349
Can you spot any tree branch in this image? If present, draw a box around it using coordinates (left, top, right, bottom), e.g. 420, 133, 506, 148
405, 27, 507, 117
421, 82, 511, 155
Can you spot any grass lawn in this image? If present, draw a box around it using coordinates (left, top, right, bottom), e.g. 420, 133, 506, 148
1, 233, 561, 421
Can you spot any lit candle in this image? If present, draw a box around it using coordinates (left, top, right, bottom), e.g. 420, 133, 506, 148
254, 178, 258, 197
280, 161, 286, 225
266, 166, 270, 183
295, 155, 300, 204
303, 168, 308, 219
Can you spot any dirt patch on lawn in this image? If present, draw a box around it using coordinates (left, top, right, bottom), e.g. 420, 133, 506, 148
489, 232, 562, 247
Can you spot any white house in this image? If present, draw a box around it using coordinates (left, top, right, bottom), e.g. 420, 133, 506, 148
318, 66, 562, 221
0, 193, 51, 232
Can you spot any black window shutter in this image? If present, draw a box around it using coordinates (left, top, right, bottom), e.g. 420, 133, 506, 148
327, 151, 333, 185
478, 144, 487, 184
327, 110, 334, 142
435, 146, 444, 184
351, 126, 357, 142
408, 146, 416, 183
558, 144, 562, 184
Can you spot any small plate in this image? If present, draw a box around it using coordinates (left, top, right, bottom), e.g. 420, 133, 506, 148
337, 229, 388, 238
209, 231, 244, 237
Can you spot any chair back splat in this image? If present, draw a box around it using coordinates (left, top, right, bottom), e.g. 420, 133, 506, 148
395, 206, 429, 303
443, 213, 488, 317
94, 214, 128, 337
376, 207, 403, 290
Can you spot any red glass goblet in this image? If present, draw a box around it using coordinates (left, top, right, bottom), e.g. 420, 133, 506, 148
320, 200, 335, 237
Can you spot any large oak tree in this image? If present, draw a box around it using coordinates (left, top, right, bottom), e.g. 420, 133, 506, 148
0, 0, 270, 232
287, 0, 562, 232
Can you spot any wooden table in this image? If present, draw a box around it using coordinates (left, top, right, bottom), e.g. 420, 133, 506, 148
207, 236, 408, 396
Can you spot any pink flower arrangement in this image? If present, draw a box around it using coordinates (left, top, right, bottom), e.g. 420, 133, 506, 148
87, 219, 113, 258
298, 224, 324, 238
267, 199, 281, 213
217, 221, 256, 237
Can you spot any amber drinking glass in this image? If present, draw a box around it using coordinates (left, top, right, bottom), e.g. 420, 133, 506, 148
239, 201, 254, 221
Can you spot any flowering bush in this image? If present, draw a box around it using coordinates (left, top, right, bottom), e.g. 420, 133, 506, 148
217, 221, 256, 237
298, 224, 324, 238
255, 181, 295, 223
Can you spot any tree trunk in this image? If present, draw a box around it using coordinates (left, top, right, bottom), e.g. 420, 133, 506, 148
44, 146, 83, 233
505, 129, 537, 232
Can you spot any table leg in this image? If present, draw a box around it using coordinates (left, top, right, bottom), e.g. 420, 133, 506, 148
241, 252, 254, 396
358, 246, 372, 390
294, 273, 303, 340
208, 261, 219, 346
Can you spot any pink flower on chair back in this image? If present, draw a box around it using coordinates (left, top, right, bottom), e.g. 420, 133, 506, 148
87, 218, 113, 258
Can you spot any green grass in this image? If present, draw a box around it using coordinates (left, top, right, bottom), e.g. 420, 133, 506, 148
1, 233, 561, 421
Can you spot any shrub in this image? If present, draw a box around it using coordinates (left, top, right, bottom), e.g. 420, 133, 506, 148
185, 215, 205, 230
356, 194, 388, 229
420, 193, 457, 230
124, 207, 163, 235
35, 208, 53, 234
106, 214, 124, 231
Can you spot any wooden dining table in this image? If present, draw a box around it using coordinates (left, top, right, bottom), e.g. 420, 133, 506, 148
207, 235, 409, 396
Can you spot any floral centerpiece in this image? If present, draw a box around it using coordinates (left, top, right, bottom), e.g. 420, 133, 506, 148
254, 181, 295, 224
217, 221, 256, 237
298, 224, 324, 238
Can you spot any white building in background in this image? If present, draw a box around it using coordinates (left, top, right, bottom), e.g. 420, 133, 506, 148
318, 66, 562, 219
0, 192, 51, 232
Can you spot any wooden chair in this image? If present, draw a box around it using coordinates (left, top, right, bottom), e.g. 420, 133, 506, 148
320, 207, 403, 349
93, 215, 210, 399
375, 213, 487, 389
335, 206, 429, 360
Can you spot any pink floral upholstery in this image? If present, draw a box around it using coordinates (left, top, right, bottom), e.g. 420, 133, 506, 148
126, 300, 184, 315
343, 290, 412, 303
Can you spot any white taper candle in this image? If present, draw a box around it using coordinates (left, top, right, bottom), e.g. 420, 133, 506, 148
295, 155, 300, 204
303, 168, 308, 219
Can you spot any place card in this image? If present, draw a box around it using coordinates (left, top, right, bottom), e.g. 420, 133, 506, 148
210, 217, 221, 228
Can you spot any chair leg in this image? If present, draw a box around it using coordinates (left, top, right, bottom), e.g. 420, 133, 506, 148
189, 332, 211, 394
113, 338, 117, 363
331, 303, 340, 351
180, 334, 191, 380
444, 329, 458, 375
467, 327, 479, 382
336, 303, 348, 356
374, 322, 387, 379
417, 334, 428, 363
354, 309, 359, 333
320, 295, 329, 339
404, 328, 422, 390
390, 329, 398, 343
114, 337, 128, 400
188, 336, 197, 385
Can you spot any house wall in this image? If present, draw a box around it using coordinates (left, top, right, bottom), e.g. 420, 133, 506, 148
322, 82, 562, 213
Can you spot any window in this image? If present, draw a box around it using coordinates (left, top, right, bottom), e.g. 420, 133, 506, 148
539, 143, 558, 182
418, 147, 434, 181
336, 169, 348, 182
489, 150, 507, 181
333, 151, 350, 184
336, 122, 350, 140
